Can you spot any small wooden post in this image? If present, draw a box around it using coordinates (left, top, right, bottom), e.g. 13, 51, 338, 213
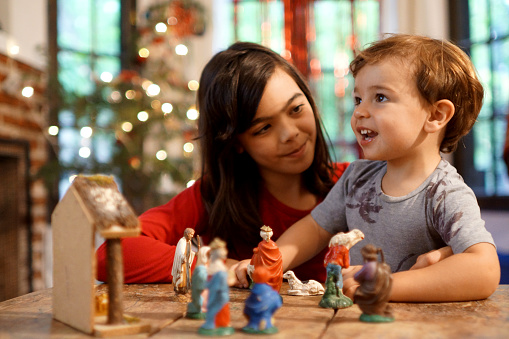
106, 238, 123, 324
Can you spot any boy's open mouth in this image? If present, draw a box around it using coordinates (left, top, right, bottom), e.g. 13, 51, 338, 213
360, 129, 378, 141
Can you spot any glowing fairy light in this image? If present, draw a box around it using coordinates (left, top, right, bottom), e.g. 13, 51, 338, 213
21, 86, 34, 98
100, 72, 113, 83
162, 103, 173, 114
146, 84, 160, 97
188, 80, 199, 91
138, 48, 150, 58
156, 150, 167, 161
186, 107, 199, 120
80, 126, 93, 138
137, 111, 149, 122
183, 142, 194, 153
79, 147, 91, 158
48, 126, 59, 136
175, 44, 188, 55
155, 22, 167, 33
121, 122, 133, 132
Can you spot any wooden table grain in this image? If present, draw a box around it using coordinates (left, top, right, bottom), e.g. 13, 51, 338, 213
0, 284, 508, 338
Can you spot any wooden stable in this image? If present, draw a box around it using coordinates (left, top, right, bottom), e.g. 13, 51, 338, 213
51, 175, 151, 337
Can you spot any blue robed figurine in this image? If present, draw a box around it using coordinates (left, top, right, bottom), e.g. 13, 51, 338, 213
242, 266, 283, 334
186, 246, 210, 319
198, 238, 234, 336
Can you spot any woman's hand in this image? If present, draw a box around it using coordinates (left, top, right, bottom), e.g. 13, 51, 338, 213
342, 265, 362, 299
410, 246, 453, 270
227, 259, 251, 288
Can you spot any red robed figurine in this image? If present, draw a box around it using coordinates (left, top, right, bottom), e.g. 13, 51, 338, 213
248, 225, 283, 292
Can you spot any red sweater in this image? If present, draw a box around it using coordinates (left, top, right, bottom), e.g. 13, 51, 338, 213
96, 162, 349, 283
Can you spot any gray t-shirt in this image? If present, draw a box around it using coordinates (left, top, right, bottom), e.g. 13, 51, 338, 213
311, 159, 495, 272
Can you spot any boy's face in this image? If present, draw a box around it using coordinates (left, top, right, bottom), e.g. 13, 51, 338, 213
351, 58, 433, 162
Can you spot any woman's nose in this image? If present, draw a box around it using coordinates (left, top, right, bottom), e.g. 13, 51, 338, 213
280, 119, 299, 142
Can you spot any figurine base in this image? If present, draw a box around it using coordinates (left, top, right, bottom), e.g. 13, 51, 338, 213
242, 326, 278, 334
359, 313, 395, 323
186, 312, 206, 320
319, 294, 353, 309
198, 326, 235, 336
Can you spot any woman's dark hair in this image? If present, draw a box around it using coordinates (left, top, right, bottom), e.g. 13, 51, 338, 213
197, 41, 335, 253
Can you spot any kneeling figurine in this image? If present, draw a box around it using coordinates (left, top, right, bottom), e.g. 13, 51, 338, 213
243, 266, 283, 334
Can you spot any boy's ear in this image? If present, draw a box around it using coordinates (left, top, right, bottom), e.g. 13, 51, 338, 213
424, 99, 455, 133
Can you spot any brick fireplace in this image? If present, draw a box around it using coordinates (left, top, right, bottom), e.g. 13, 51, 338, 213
0, 53, 49, 301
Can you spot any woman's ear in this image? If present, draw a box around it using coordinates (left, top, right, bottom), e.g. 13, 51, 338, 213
424, 99, 455, 133
234, 142, 244, 154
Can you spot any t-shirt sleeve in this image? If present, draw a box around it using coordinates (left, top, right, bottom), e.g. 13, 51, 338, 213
428, 177, 495, 254
96, 181, 207, 283
311, 163, 355, 235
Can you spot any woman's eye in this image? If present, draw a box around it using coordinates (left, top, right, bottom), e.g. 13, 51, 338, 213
291, 104, 304, 114
254, 124, 271, 135
376, 94, 388, 102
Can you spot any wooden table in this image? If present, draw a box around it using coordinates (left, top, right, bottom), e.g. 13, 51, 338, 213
1, 283, 508, 338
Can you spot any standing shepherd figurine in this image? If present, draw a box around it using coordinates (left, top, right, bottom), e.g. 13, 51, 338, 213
186, 245, 211, 319
198, 238, 234, 336
319, 229, 364, 309
354, 244, 394, 323
172, 228, 196, 294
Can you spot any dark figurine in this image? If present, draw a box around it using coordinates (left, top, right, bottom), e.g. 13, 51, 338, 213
319, 229, 364, 309
354, 244, 394, 323
243, 266, 283, 334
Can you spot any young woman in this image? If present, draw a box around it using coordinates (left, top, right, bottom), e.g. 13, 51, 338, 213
96, 42, 349, 286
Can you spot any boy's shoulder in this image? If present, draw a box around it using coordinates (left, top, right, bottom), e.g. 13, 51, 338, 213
345, 159, 386, 178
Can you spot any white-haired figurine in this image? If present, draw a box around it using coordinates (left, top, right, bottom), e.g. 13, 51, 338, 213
186, 245, 211, 319
172, 228, 196, 294
319, 229, 364, 309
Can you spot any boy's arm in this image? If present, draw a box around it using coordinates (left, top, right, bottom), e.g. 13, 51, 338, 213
343, 242, 500, 302
276, 214, 333, 273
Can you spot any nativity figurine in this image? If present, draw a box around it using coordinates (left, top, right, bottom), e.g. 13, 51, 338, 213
319, 229, 364, 309
186, 246, 211, 319
243, 266, 283, 334
283, 270, 324, 296
247, 225, 283, 292
172, 228, 196, 294
354, 244, 394, 323
198, 238, 234, 336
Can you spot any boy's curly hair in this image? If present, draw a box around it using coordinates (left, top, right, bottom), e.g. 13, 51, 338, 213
350, 34, 484, 153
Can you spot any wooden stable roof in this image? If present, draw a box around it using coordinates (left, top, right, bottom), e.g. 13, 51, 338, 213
71, 175, 140, 238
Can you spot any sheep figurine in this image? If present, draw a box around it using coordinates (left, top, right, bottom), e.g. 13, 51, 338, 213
283, 271, 325, 296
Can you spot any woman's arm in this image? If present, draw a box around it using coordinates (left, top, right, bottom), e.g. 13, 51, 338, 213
96, 182, 207, 283
276, 214, 332, 272
343, 242, 500, 302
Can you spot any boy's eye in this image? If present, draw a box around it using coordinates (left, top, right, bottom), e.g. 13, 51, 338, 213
354, 96, 362, 105
376, 94, 388, 102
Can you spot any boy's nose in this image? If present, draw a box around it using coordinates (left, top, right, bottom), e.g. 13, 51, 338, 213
353, 109, 369, 119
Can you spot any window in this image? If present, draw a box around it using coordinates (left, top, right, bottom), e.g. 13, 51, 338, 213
51, 0, 122, 197
228, 0, 380, 162
450, 0, 509, 209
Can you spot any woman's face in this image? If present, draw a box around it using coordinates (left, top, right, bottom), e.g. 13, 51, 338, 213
237, 68, 317, 183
